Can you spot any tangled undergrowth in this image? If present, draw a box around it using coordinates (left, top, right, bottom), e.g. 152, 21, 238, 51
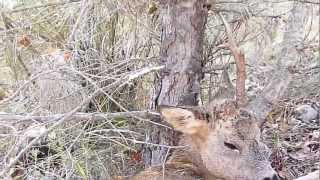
264, 97, 320, 179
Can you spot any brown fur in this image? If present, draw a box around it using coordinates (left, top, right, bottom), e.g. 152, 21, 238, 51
123, 100, 278, 180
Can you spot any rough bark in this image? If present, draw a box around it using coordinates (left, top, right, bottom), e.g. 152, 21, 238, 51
143, 0, 208, 167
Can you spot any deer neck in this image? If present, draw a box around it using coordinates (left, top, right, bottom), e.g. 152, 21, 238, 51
167, 136, 220, 180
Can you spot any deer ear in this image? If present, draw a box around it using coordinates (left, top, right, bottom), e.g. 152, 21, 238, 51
159, 106, 209, 135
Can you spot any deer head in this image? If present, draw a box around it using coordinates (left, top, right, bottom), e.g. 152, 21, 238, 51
159, 100, 279, 180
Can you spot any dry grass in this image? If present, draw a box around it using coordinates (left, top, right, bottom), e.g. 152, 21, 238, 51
263, 97, 320, 179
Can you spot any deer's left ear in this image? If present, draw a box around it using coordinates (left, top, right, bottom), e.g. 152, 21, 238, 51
159, 106, 209, 135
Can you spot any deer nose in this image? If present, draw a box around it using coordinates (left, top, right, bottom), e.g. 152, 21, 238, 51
262, 174, 279, 180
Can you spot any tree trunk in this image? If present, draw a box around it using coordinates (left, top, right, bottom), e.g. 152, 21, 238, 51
143, 0, 208, 167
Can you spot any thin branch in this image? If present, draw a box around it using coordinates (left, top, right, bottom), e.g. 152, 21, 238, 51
128, 65, 164, 82
67, 0, 89, 44
0, 64, 163, 177
0, 111, 160, 125
0, 88, 97, 178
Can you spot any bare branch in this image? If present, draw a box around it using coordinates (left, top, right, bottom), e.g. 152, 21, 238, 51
0, 88, 97, 178
127, 66, 164, 82
67, 0, 90, 44
0, 111, 159, 125
0, 64, 163, 177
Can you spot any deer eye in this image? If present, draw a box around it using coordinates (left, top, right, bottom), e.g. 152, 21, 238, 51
224, 142, 239, 151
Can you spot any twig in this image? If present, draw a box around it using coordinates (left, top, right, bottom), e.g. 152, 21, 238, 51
0, 64, 163, 177
0, 111, 160, 125
162, 147, 171, 180
62, 65, 166, 128
67, 0, 89, 44
0, 88, 96, 178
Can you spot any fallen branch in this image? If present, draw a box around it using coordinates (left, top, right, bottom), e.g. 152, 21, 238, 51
127, 66, 164, 82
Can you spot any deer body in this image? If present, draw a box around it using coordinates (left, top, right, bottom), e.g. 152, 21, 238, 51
130, 140, 220, 180
124, 100, 279, 180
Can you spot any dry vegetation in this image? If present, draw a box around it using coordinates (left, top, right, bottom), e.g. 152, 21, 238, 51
0, 0, 319, 179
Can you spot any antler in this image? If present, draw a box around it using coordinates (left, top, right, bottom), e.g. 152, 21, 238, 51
218, 13, 246, 107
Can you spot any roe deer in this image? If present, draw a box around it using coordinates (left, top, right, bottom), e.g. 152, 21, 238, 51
129, 100, 279, 180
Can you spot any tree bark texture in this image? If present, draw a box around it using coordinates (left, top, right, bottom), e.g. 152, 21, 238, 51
143, 0, 208, 167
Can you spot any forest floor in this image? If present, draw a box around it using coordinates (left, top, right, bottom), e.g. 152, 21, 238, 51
263, 96, 320, 179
